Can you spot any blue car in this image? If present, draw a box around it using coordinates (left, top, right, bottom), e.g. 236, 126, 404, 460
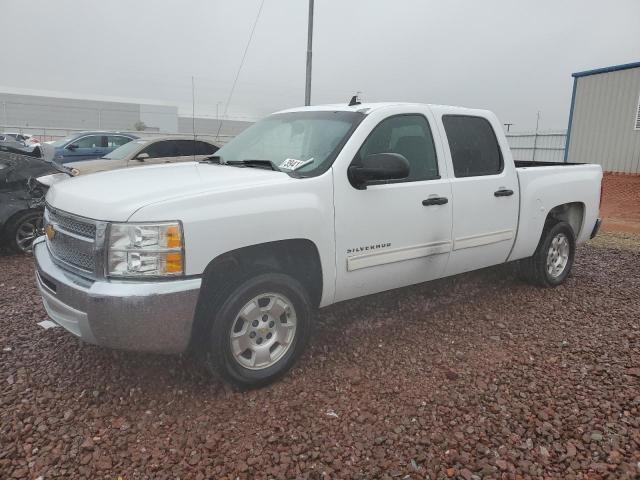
51, 131, 138, 163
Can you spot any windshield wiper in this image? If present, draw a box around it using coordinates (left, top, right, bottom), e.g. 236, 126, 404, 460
200, 156, 281, 172
225, 159, 281, 171
200, 155, 221, 164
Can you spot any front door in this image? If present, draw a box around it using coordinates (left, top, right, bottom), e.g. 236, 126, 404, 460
333, 111, 453, 302
64, 135, 105, 162
438, 114, 519, 276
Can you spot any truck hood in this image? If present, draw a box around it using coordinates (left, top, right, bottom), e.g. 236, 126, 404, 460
46, 162, 291, 221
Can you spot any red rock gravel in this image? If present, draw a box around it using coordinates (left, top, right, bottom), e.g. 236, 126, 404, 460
1, 237, 639, 479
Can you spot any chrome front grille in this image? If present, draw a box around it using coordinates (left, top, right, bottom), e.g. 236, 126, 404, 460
44, 207, 99, 276
47, 208, 96, 239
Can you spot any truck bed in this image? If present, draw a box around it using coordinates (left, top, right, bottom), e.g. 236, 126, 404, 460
509, 162, 602, 262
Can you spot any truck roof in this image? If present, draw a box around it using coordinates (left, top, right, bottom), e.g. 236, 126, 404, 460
276, 102, 492, 117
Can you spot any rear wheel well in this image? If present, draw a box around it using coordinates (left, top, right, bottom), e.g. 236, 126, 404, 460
546, 202, 584, 237
191, 239, 323, 349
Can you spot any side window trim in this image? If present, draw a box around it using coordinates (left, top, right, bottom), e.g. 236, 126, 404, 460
350, 113, 441, 188
441, 114, 504, 178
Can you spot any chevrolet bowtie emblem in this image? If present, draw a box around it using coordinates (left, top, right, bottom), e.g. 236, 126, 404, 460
45, 224, 56, 241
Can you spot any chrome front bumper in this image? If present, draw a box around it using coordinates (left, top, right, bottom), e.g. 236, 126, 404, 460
34, 238, 202, 354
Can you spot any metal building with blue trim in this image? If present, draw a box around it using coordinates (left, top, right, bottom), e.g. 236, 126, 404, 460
565, 61, 640, 174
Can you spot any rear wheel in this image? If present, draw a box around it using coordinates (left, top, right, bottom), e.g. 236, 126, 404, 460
205, 272, 312, 387
4, 210, 44, 253
519, 221, 575, 287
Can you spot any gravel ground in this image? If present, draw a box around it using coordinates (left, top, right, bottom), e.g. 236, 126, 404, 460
1, 235, 639, 479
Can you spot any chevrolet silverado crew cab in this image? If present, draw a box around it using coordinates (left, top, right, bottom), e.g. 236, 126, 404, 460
34, 102, 602, 387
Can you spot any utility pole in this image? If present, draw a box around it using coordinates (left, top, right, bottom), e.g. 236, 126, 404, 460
532, 111, 541, 162
503, 122, 513, 132
191, 76, 196, 138
304, 0, 314, 106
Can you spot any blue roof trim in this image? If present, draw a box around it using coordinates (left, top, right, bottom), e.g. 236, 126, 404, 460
572, 61, 640, 78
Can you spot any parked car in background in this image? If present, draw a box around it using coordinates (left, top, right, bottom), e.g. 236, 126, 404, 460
2, 132, 41, 146
0, 151, 72, 252
1, 135, 42, 158
70, 136, 219, 174
51, 131, 138, 163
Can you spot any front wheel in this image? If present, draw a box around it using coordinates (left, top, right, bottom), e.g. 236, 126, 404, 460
519, 221, 576, 287
206, 273, 312, 388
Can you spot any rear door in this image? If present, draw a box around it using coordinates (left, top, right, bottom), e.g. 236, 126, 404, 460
438, 113, 519, 276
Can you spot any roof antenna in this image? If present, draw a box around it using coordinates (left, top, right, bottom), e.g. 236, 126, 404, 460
348, 92, 362, 106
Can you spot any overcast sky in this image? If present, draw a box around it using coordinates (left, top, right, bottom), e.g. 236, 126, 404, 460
2, 0, 639, 130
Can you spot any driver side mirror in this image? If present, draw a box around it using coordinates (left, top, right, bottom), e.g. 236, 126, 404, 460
136, 152, 150, 162
348, 153, 410, 190
66, 144, 78, 151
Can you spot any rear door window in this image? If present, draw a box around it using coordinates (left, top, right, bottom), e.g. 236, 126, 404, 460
175, 140, 197, 156
140, 140, 177, 158
107, 135, 132, 148
195, 141, 218, 155
442, 115, 503, 177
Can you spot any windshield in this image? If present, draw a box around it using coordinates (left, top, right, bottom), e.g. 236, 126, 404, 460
103, 139, 148, 159
214, 111, 364, 176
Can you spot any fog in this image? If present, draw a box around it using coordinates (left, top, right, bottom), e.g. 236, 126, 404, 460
2, 0, 639, 129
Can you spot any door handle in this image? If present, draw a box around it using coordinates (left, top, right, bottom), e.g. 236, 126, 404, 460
422, 196, 448, 206
494, 189, 514, 197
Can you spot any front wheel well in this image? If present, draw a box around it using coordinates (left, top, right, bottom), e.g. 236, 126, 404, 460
190, 239, 323, 349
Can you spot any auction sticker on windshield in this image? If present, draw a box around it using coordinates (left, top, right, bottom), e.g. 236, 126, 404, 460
280, 158, 313, 170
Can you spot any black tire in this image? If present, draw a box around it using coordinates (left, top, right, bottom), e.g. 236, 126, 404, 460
205, 272, 313, 388
3, 209, 44, 253
519, 221, 575, 287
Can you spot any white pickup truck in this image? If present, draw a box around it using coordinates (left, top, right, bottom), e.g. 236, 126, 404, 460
34, 102, 602, 387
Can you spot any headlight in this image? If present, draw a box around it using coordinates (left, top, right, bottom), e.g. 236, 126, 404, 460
107, 222, 184, 277
35, 172, 71, 187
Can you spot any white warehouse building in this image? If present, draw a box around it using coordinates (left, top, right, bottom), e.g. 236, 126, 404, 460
0, 89, 253, 140
565, 61, 640, 174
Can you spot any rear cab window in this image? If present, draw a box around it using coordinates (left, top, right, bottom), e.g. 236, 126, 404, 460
442, 115, 503, 177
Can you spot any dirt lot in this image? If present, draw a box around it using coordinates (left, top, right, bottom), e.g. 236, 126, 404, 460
1, 230, 639, 479
601, 174, 640, 234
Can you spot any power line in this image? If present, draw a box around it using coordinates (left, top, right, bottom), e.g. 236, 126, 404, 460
215, 0, 265, 141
